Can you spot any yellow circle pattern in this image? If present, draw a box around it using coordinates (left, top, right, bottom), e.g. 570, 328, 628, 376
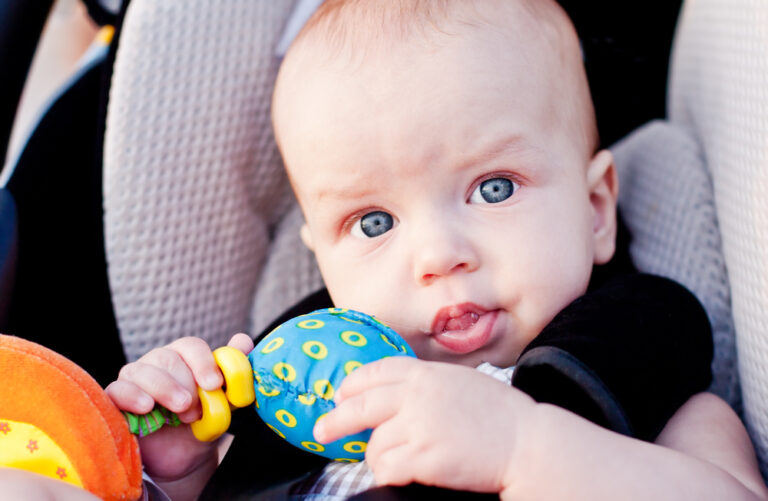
301, 441, 326, 452
302, 340, 328, 360
343, 441, 367, 454
344, 360, 363, 375
258, 385, 280, 397
273, 362, 297, 382
341, 330, 367, 347
314, 379, 335, 400
276, 409, 297, 428
298, 393, 317, 405
297, 319, 325, 329
261, 337, 284, 354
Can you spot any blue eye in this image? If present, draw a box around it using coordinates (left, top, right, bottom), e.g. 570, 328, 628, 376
352, 211, 394, 238
469, 177, 517, 204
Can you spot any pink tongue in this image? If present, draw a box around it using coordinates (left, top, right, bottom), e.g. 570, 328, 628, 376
445, 312, 478, 331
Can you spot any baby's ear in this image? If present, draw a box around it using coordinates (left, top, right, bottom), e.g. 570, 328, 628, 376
300, 223, 315, 251
587, 149, 619, 265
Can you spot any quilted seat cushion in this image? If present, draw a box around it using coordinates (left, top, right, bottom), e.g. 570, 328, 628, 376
612, 121, 738, 409
668, 0, 768, 475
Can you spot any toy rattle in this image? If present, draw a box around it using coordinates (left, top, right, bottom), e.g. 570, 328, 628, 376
126, 308, 415, 462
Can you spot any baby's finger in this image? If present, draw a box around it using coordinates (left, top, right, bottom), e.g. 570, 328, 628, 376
364, 418, 409, 467
368, 442, 416, 487
336, 356, 419, 403
117, 362, 193, 414
314, 384, 400, 444
137, 346, 199, 395
227, 333, 254, 355
105, 380, 155, 414
166, 337, 223, 391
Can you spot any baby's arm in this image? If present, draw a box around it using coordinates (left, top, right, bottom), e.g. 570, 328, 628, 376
317, 357, 767, 500
508, 391, 767, 500
105, 334, 254, 501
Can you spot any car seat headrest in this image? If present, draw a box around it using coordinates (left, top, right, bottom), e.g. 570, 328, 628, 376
668, 0, 768, 476
103, 0, 323, 361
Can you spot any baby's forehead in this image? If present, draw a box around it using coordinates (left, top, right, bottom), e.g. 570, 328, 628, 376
274, 0, 597, 160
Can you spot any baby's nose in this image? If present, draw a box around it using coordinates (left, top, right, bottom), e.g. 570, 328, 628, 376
412, 226, 479, 286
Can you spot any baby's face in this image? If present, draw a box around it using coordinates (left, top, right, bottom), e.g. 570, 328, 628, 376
275, 17, 617, 368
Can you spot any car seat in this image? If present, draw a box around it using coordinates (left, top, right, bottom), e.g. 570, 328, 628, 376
1, 0, 766, 490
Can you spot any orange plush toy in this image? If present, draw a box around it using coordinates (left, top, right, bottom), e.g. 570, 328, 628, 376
0, 334, 142, 500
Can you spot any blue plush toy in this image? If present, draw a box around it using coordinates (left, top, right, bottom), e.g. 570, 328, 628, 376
249, 308, 415, 461
128, 308, 414, 462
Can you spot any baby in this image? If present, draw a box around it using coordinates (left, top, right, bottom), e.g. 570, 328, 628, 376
107, 1, 767, 499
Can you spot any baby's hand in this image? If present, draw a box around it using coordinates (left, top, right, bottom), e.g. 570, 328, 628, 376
313, 357, 535, 494
105, 334, 254, 481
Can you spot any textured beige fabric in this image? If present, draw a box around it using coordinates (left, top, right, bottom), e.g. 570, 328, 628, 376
249, 203, 324, 334
104, 0, 299, 360
669, 0, 768, 474
612, 121, 739, 409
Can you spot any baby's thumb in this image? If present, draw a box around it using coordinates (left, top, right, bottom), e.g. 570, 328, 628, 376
227, 332, 254, 355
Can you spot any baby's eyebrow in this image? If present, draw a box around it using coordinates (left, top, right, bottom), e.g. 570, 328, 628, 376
458, 134, 543, 170
312, 135, 540, 203
315, 182, 377, 202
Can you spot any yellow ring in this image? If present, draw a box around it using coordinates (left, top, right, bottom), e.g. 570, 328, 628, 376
297, 319, 325, 329
314, 379, 335, 400
213, 346, 256, 408
275, 409, 297, 428
301, 441, 326, 452
298, 393, 317, 405
341, 330, 367, 347
343, 441, 367, 454
335, 458, 360, 463
190, 388, 231, 442
258, 385, 280, 397
261, 337, 284, 354
302, 340, 329, 360
273, 362, 297, 382
344, 360, 363, 375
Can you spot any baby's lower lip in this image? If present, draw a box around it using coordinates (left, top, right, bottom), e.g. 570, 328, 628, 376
432, 311, 499, 354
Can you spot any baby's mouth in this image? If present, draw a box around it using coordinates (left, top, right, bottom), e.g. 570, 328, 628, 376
430, 303, 498, 354
443, 311, 480, 331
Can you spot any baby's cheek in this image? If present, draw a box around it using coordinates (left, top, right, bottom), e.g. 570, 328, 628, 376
520, 255, 591, 326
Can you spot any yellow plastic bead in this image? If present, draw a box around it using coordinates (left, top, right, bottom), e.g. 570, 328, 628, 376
190, 387, 231, 442
213, 346, 256, 408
